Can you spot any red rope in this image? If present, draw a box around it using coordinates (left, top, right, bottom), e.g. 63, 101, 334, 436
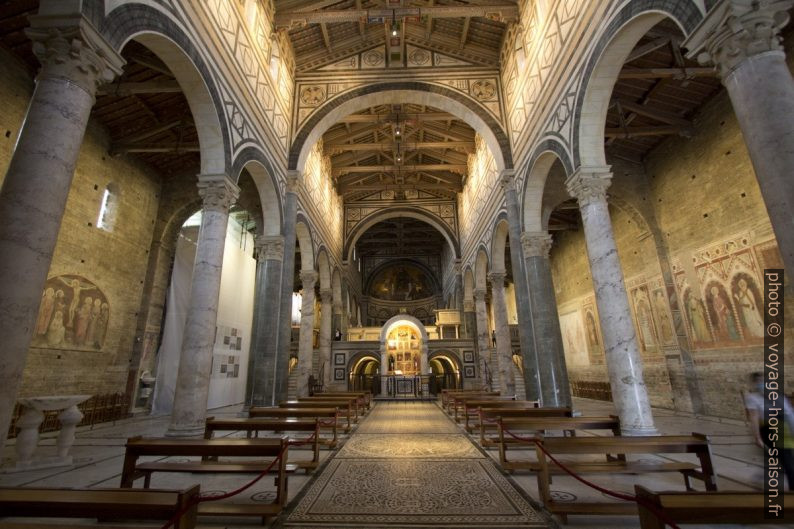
158, 429, 320, 529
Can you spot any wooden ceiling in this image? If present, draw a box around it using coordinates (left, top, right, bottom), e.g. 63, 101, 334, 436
278, 0, 514, 72
0, 0, 199, 177
325, 103, 474, 199
356, 217, 447, 258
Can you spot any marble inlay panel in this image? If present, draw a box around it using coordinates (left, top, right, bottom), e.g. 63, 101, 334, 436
337, 434, 483, 459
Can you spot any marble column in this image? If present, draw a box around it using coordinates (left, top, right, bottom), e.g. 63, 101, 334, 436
501, 170, 541, 401
0, 18, 124, 444
167, 175, 239, 436
463, 298, 478, 355
685, 0, 794, 275
274, 172, 299, 403
489, 272, 515, 396
473, 288, 492, 389
566, 168, 656, 435
245, 236, 285, 407
453, 261, 465, 336
296, 271, 318, 397
360, 297, 370, 327
318, 288, 333, 388
521, 231, 572, 407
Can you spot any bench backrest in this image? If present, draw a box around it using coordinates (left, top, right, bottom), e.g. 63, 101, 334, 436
538, 433, 710, 455
498, 415, 620, 434
249, 407, 338, 418
480, 407, 574, 418
125, 436, 287, 457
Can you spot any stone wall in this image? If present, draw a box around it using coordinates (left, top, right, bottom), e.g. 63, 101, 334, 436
0, 49, 162, 398
551, 86, 793, 419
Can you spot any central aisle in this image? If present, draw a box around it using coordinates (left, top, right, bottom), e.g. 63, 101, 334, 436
281, 401, 547, 529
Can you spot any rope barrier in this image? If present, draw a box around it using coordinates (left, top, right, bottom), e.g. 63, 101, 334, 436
478, 411, 682, 529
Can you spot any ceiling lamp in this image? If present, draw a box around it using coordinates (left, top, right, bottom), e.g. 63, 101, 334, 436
391, 11, 398, 36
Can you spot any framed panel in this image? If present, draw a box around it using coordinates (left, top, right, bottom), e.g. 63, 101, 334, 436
462, 350, 474, 363
463, 365, 476, 378
334, 352, 346, 365
334, 367, 346, 380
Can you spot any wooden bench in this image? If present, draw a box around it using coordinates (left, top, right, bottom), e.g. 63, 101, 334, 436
476, 407, 573, 446
459, 398, 536, 428
120, 436, 288, 522
443, 391, 500, 412
445, 392, 503, 414
534, 434, 717, 520
249, 406, 342, 440
204, 417, 320, 471
497, 416, 621, 470
0, 485, 199, 529
634, 485, 792, 527
296, 396, 364, 420
441, 388, 489, 406
451, 396, 518, 423
279, 401, 354, 431
315, 391, 372, 410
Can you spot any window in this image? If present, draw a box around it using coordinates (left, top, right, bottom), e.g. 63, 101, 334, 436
96, 183, 119, 231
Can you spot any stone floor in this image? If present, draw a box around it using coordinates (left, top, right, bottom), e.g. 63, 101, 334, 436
0, 397, 787, 528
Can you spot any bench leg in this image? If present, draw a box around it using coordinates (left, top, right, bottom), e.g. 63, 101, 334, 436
143, 472, 152, 489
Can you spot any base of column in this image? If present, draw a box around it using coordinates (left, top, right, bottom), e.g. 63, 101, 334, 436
164, 424, 205, 438
619, 425, 660, 437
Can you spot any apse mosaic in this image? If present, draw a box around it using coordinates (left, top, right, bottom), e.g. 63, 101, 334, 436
369, 264, 433, 301
33, 274, 109, 351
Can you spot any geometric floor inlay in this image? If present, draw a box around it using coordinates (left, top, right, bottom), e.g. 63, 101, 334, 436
286, 458, 545, 527
337, 433, 484, 459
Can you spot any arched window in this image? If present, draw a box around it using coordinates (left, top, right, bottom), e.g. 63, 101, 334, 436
96, 183, 120, 232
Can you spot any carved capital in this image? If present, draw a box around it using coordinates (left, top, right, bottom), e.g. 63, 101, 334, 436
473, 288, 487, 302
286, 170, 302, 193
319, 288, 333, 303
197, 174, 239, 212
463, 299, 476, 312
26, 15, 124, 97
499, 169, 517, 190
521, 231, 553, 259
300, 270, 318, 289
565, 167, 612, 207
685, 0, 793, 78
256, 235, 284, 262
453, 260, 463, 276
488, 272, 506, 289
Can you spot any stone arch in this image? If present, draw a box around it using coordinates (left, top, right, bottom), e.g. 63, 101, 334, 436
574, 2, 704, 167
379, 314, 430, 345
363, 259, 441, 298
428, 350, 462, 374
102, 5, 230, 175
344, 207, 460, 261
316, 249, 331, 291
474, 247, 490, 291
289, 82, 512, 175
463, 267, 475, 302
232, 147, 283, 236
490, 216, 511, 274
348, 351, 380, 375
295, 219, 314, 271
522, 140, 574, 232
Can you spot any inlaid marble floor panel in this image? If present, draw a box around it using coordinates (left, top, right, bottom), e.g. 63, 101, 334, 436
281, 402, 548, 529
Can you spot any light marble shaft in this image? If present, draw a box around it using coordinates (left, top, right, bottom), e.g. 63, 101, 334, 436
297, 271, 318, 398
566, 169, 656, 435
245, 236, 285, 407
167, 175, 239, 437
521, 231, 572, 407
319, 289, 333, 388
0, 17, 123, 447
274, 181, 299, 403
501, 171, 541, 401
473, 289, 491, 389
488, 273, 515, 396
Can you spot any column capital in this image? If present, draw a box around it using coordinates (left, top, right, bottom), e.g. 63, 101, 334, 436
487, 271, 506, 288
463, 299, 475, 312
26, 14, 125, 96
300, 270, 318, 289
473, 288, 487, 302
255, 235, 284, 262
566, 167, 612, 207
286, 170, 302, 193
319, 288, 333, 303
197, 174, 239, 213
499, 169, 517, 190
684, 0, 793, 78
521, 231, 553, 259
452, 260, 463, 275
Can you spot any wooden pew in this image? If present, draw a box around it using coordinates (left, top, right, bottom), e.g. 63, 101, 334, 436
296, 395, 363, 419
280, 401, 354, 431
441, 388, 490, 407
249, 406, 342, 440
204, 417, 320, 471
634, 485, 793, 528
315, 391, 372, 410
451, 396, 518, 423
460, 399, 537, 429
445, 392, 503, 415
497, 416, 621, 470
477, 407, 573, 446
120, 436, 288, 522
533, 434, 717, 519
0, 486, 199, 529
443, 391, 500, 412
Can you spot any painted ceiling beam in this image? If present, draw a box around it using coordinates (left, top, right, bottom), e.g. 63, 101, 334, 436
275, 5, 518, 28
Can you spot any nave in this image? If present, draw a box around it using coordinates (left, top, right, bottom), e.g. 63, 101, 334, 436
0, 396, 786, 529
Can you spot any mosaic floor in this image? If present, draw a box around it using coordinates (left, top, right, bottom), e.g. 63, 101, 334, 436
282, 402, 547, 529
